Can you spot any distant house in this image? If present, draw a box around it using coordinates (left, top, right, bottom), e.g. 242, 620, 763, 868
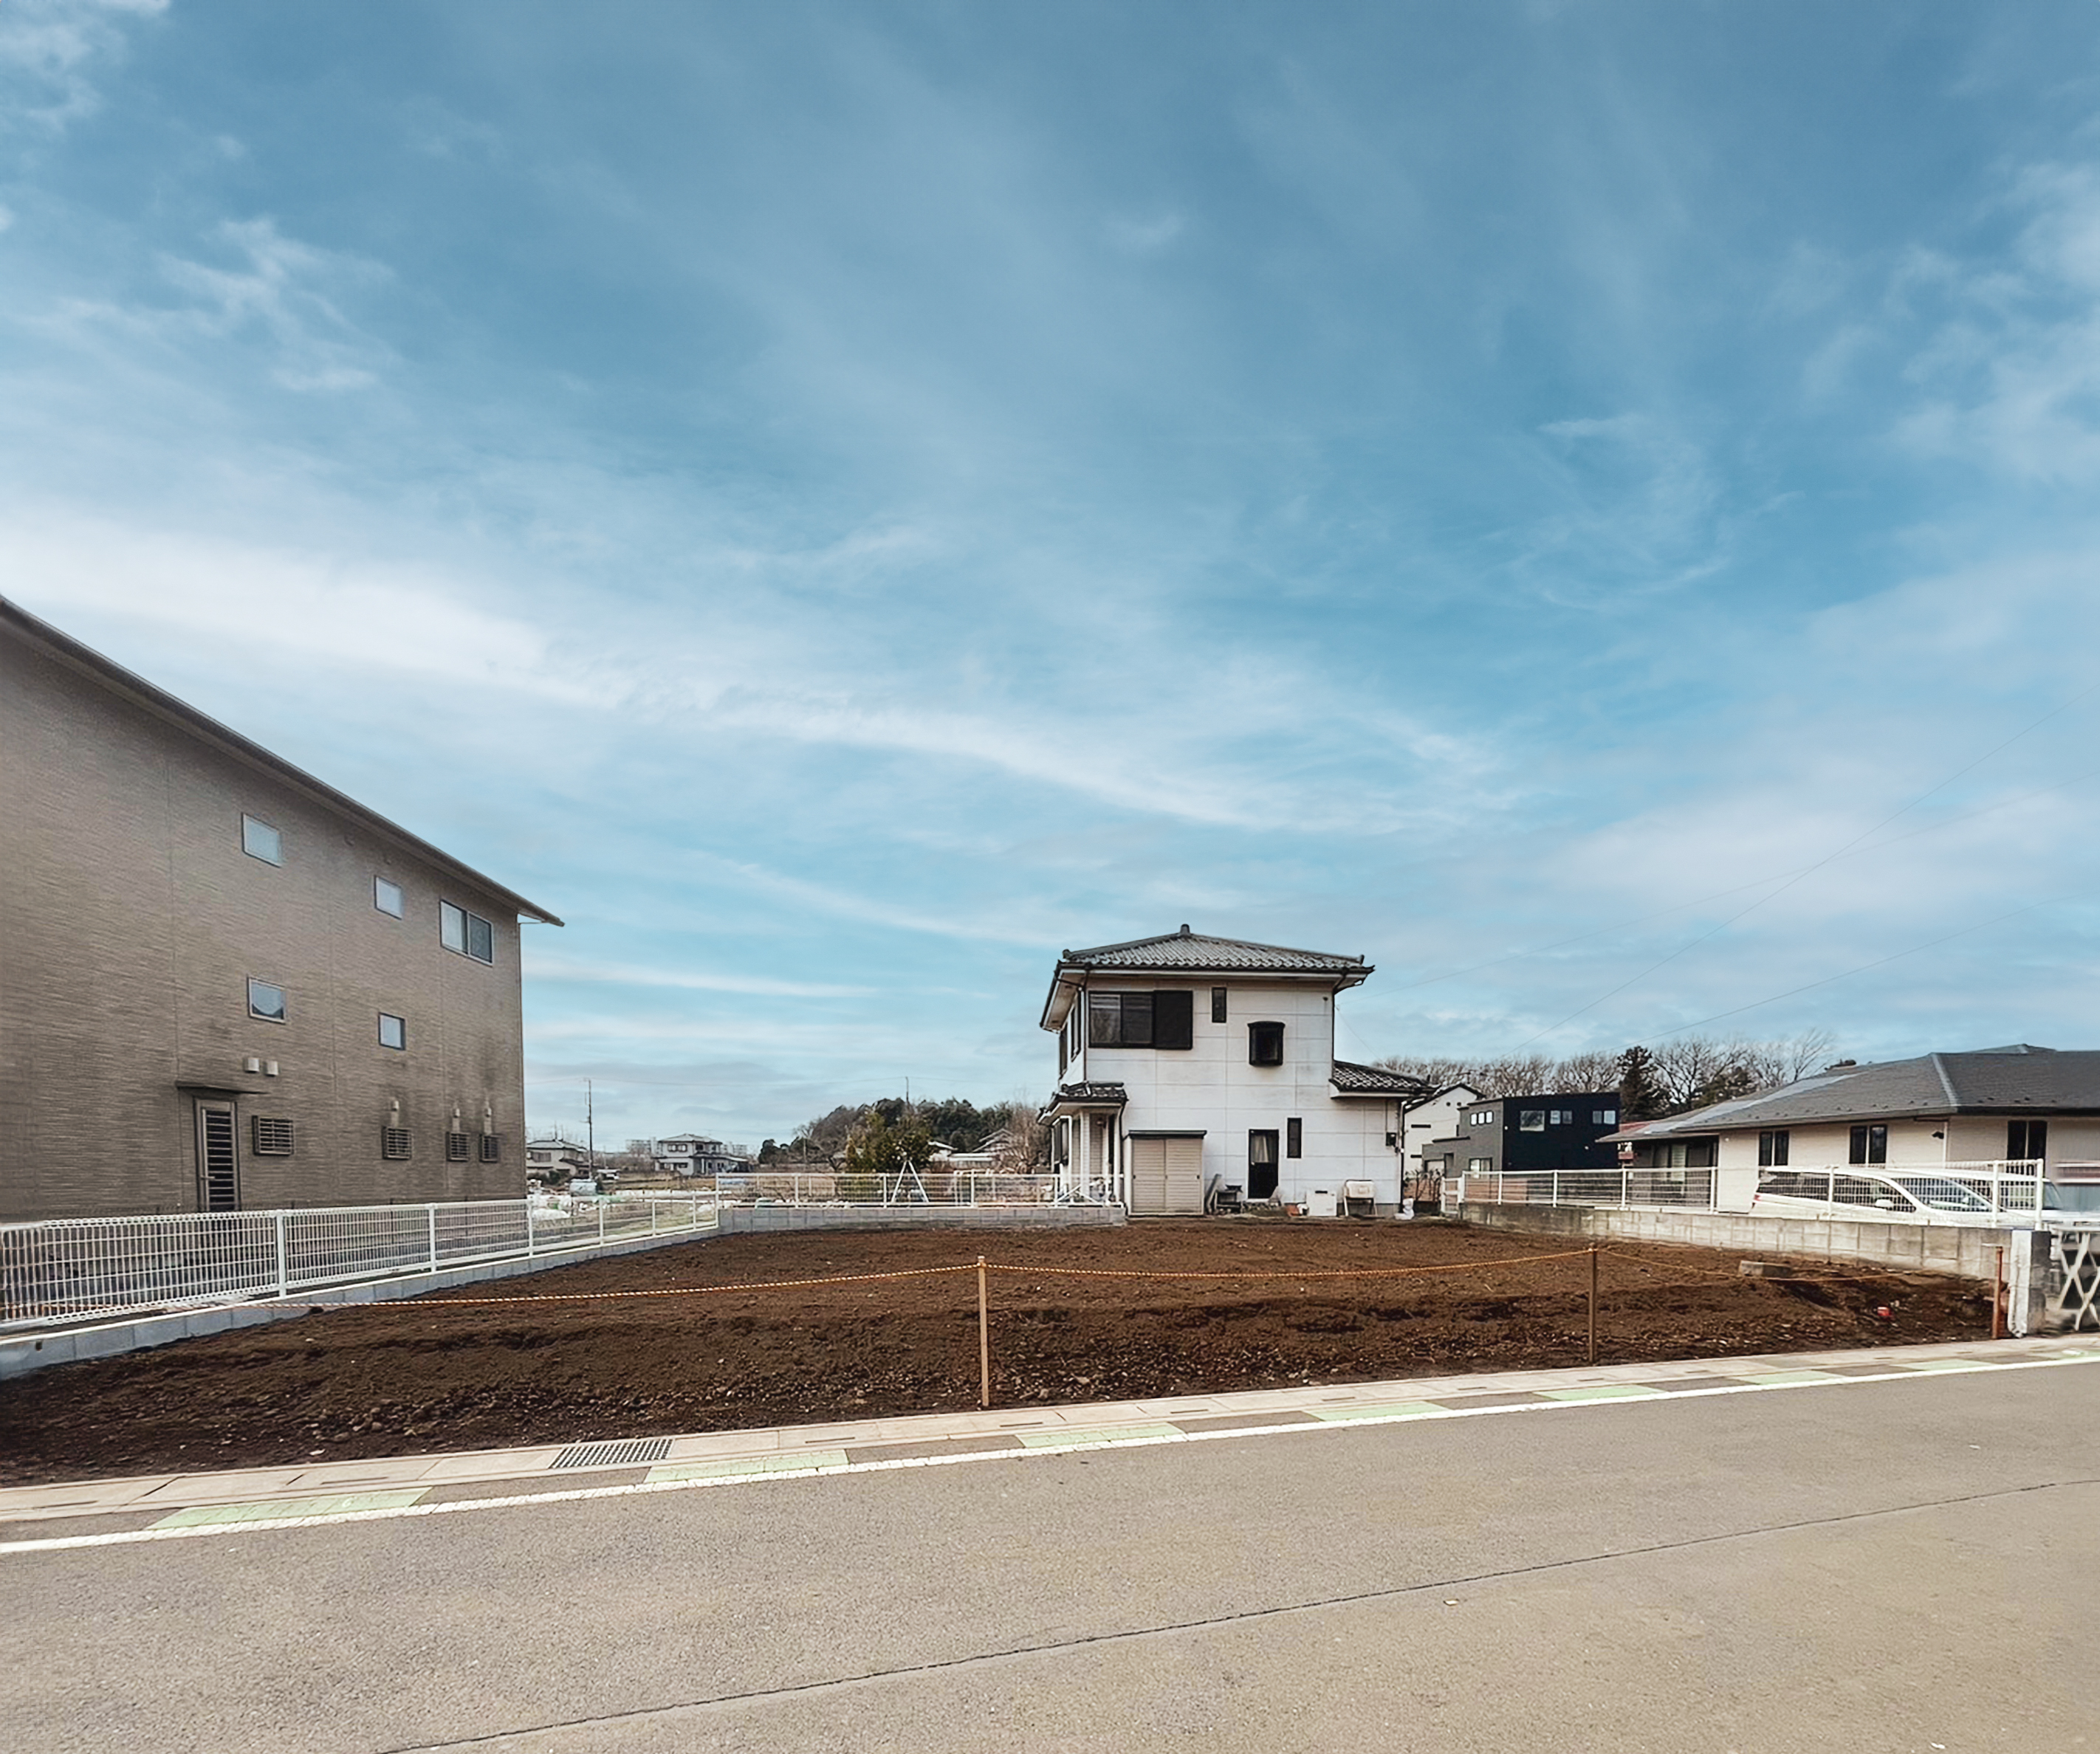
526, 1135, 592, 1180
1037, 926, 1420, 1214
653, 1135, 747, 1177
1426, 1093, 1623, 1185
1, 596, 560, 1221
1601, 1044, 2100, 1212
1396, 1083, 1479, 1194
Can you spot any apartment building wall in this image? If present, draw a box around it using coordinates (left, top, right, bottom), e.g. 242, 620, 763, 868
1, 618, 543, 1220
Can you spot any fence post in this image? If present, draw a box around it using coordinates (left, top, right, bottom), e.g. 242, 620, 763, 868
526, 1198, 537, 1257
1993, 1244, 2005, 1341
978, 1256, 992, 1409
427, 1205, 439, 1273
1587, 1242, 1599, 1364
274, 1211, 288, 1298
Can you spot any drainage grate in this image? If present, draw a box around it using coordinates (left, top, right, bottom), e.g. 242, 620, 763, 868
548, 1438, 673, 1471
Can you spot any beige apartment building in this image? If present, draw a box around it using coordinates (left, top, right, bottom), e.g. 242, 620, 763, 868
1, 597, 561, 1221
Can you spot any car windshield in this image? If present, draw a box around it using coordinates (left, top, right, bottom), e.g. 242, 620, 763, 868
1890, 1177, 1994, 1212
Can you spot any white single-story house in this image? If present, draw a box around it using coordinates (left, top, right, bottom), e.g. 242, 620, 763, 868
1037, 926, 1426, 1214
1602, 1044, 2100, 1212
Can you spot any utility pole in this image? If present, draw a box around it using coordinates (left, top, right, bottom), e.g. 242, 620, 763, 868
586, 1078, 597, 1175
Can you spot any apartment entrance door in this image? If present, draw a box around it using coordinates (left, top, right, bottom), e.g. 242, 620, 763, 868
1248, 1129, 1280, 1201
194, 1098, 241, 1211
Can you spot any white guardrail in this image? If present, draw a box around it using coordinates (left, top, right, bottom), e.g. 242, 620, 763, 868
0, 1194, 718, 1331
1441, 1169, 1719, 1211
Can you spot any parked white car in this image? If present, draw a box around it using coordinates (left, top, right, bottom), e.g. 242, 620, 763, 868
1751, 1169, 2072, 1226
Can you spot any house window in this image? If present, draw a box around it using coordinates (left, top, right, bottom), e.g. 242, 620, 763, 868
1467, 1156, 1493, 1175
446, 1131, 471, 1163
1759, 1129, 1791, 1167
374, 876, 405, 918
1212, 987, 1228, 1023
1518, 1110, 1545, 1132
1592, 1108, 1616, 1125
441, 901, 495, 964
1286, 1118, 1303, 1158
1089, 991, 1193, 1050
247, 979, 286, 1023
241, 814, 282, 865
1548, 1109, 1571, 1126
1848, 1124, 1888, 1166
251, 1116, 295, 1157
2008, 1119, 2048, 1163
479, 1133, 502, 1163
378, 1012, 406, 1050
1248, 1022, 1284, 1066
382, 1127, 413, 1160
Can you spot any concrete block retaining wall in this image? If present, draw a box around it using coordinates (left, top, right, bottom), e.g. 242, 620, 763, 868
0, 1203, 1126, 1379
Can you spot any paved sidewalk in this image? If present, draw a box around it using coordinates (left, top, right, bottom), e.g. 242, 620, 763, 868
7, 1332, 2093, 1549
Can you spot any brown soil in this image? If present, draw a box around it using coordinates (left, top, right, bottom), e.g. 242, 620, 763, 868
0, 1220, 1991, 1485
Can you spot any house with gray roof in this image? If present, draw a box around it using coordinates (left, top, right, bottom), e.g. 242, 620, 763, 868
1602, 1045, 2100, 1212
1038, 926, 1425, 1214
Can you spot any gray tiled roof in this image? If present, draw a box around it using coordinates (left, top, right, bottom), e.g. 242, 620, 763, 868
1058, 927, 1369, 977
1608, 1045, 2100, 1138
1328, 1060, 1432, 1096
1049, 1081, 1129, 1106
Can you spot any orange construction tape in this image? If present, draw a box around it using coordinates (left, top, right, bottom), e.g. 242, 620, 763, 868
981, 1248, 1595, 1282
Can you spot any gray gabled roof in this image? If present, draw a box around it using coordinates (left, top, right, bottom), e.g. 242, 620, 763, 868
4, 594, 562, 926
1059, 926, 1369, 976
1329, 1060, 1431, 1097
1605, 1045, 2100, 1140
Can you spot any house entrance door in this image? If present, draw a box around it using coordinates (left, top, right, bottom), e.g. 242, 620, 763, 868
195, 1098, 241, 1211
1248, 1130, 1280, 1201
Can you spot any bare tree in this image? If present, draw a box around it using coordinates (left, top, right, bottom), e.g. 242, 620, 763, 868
1377, 1031, 1844, 1112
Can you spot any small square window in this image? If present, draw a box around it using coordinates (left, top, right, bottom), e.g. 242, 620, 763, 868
247, 979, 286, 1023
1592, 1109, 1616, 1126
1248, 1021, 1284, 1066
241, 814, 282, 865
374, 877, 404, 918
378, 1011, 406, 1050
1518, 1110, 1545, 1132
252, 1116, 295, 1157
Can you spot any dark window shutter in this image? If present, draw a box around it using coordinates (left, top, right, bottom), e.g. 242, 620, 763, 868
1154, 991, 1193, 1050
1122, 992, 1154, 1047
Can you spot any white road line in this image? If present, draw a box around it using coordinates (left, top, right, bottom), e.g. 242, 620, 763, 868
5, 1349, 2095, 1557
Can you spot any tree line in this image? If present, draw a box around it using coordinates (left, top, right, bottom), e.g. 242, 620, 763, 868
1376, 1029, 1839, 1121
757, 1095, 1049, 1175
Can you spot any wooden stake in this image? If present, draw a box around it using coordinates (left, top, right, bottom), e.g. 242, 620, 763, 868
1587, 1242, 1599, 1364
978, 1255, 992, 1408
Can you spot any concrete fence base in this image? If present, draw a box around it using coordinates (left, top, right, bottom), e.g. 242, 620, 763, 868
1458, 1203, 2051, 1330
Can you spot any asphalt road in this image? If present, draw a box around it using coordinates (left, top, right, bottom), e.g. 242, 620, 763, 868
4, 1363, 2093, 1753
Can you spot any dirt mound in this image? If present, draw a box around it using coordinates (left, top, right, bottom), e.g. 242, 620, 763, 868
0, 1220, 1988, 1485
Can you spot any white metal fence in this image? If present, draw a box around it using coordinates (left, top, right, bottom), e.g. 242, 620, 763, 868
0, 1194, 718, 1330
1441, 1169, 1718, 1211
712, 1170, 1066, 1206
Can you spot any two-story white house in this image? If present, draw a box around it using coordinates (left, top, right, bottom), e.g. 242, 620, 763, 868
1038, 927, 1421, 1214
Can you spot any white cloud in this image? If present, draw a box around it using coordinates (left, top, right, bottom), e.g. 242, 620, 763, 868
521, 952, 871, 1000
0, 0, 163, 133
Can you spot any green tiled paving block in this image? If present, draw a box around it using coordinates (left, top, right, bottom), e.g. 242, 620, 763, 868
1743, 1369, 1847, 1386
1891, 1358, 1985, 1373
1542, 1384, 1669, 1403
1017, 1423, 1181, 1448
154, 1490, 425, 1529
1309, 1400, 1451, 1423
648, 1451, 849, 1482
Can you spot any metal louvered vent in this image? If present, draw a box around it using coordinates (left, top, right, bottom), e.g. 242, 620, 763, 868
478, 1132, 502, 1163
252, 1116, 295, 1157
445, 1131, 470, 1163
549, 1437, 673, 1471
381, 1127, 412, 1160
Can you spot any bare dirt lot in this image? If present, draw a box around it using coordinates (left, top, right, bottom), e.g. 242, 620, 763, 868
0, 1219, 1991, 1485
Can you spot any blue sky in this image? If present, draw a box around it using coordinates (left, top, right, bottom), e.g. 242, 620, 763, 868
8, 1, 2100, 1148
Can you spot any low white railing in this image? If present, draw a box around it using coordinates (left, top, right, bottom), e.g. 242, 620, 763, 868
1441, 1169, 1717, 1212
711, 1170, 1066, 1206
0, 1194, 718, 1330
